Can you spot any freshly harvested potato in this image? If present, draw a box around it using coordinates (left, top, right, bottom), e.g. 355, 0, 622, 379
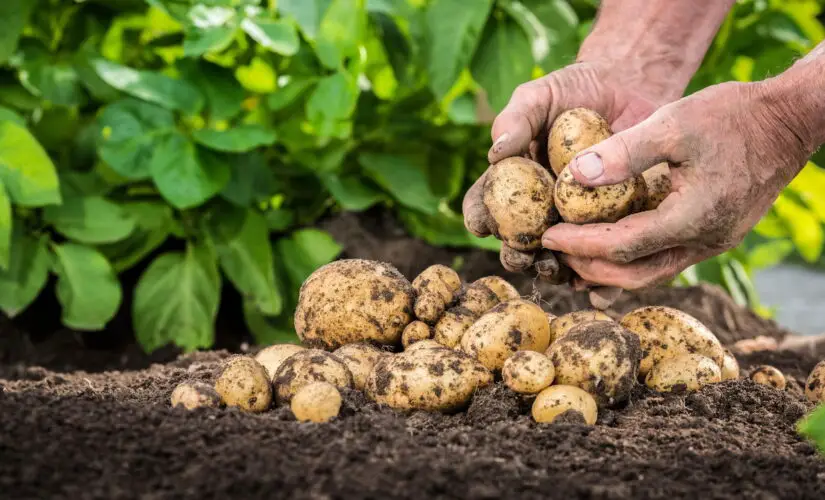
482, 156, 557, 251
294, 259, 415, 350
531, 385, 598, 425
620, 306, 725, 376
550, 310, 613, 344
720, 349, 740, 381
547, 321, 641, 406
548, 108, 612, 175
502, 351, 555, 394
642, 162, 672, 211
290, 382, 342, 423
554, 165, 647, 224
402, 321, 433, 348
459, 281, 502, 316
805, 360, 825, 403
214, 356, 273, 413
412, 265, 461, 323
255, 344, 305, 380
433, 306, 478, 348
170, 381, 222, 410
750, 365, 786, 390
405, 339, 445, 352
333, 343, 385, 391
366, 345, 493, 412
474, 276, 520, 303
273, 349, 353, 403
461, 299, 551, 371
645, 353, 722, 393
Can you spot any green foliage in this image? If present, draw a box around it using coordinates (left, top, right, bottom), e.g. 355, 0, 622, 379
798, 404, 825, 454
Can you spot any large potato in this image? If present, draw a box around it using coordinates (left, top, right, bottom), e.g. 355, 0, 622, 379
272, 349, 353, 403
547, 321, 641, 406
255, 344, 305, 380
554, 165, 647, 224
214, 356, 273, 413
502, 351, 555, 394
620, 306, 725, 376
532, 385, 598, 425
805, 360, 825, 403
641, 162, 672, 211
548, 108, 612, 175
294, 259, 414, 350
366, 346, 493, 412
550, 310, 613, 344
433, 306, 477, 348
333, 342, 386, 391
645, 353, 721, 393
482, 156, 558, 251
412, 264, 461, 323
461, 299, 551, 371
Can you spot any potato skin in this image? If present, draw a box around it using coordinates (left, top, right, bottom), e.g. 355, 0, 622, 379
405, 339, 445, 352
433, 306, 477, 348
461, 299, 551, 371
412, 265, 461, 323
170, 381, 222, 410
365, 346, 493, 412
641, 162, 672, 211
548, 108, 612, 176
474, 276, 520, 303
720, 349, 740, 381
502, 351, 555, 394
272, 349, 354, 404
554, 165, 647, 224
645, 353, 721, 393
294, 259, 414, 350
750, 365, 786, 390
255, 344, 305, 381
805, 360, 825, 403
402, 321, 433, 348
532, 385, 598, 425
290, 382, 342, 423
333, 343, 386, 391
550, 310, 612, 344
482, 157, 558, 251
214, 356, 273, 413
547, 321, 641, 406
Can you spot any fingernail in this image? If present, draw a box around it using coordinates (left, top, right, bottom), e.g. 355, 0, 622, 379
574, 152, 604, 180
542, 235, 558, 249
492, 133, 510, 153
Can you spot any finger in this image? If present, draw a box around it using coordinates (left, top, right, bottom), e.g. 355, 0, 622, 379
488, 80, 551, 164
560, 248, 697, 290
500, 244, 535, 273
462, 170, 491, 237
589, 286, 623, 310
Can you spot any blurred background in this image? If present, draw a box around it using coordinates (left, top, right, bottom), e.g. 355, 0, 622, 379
0, 0, 824, 356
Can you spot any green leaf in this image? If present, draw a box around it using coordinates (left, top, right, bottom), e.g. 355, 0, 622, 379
753, 210, 789, 238
43, 196, 136, 244
178, 61, 245, 121
0, 120, 61, 207
192, 125, 277, 153
358, 152, 440, 214
315, 0, 367, 68
133, 242, 221, 353
243, 300, 300, 344
0, 0, 36, 64
518, 0, 579, 71
276, 229, 342, 289
150, 133, 230, 209
471, 15, 534, 112
773, 194, 824, 263
91, 59, 204, 114
97, 99, 175, 179
52, 243, 122, 331
183, 4, 238, 56
306, 72, 359, 136
278, 0, 328, 40
0, 105, 24, 126
241, 17, 300, 56
98, 201, 174, 273
267, 78, 316, 111
747, 239, 794, 270
788, 163, 825, 224
426, 0, 494, 98
0, 180, 10, 269
399, 207, 502, 251
19, 62, 86, 108
428, 151, 465, 200
320, 173, 384, 211
0, 228, 49, 317
220, 152, 277, 206
798, 404, 825, 455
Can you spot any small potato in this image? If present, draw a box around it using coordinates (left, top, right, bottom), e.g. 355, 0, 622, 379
214, 356, 273, 413
805, 360, 825, 403
502, 351, 555, 394
333, 343, 385, 391
645, 353, 722, 393
720, 349, 740, 381
550, 310, 613, 344
750, 365, 786, 390
547, 321, 641, 406
554, 165, 647, 225
620, 306, 725, 376
641, 162, 672, 211
170, 381, 221, 410
473, 276, 520, 303
433, 306, 478, 348
255, 344, 305, 381
531, 385, 598, 425
290, 382, 342, 423
412, 265, 461, 323
459, 282, 501, 316
548, 108, 612, 175
461, 299, 551, 371
402, 321, 433, 348
273, 349, 353, 403
405, 339, 445, 352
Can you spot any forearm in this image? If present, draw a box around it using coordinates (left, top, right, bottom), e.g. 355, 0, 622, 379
577, 0, 736, 102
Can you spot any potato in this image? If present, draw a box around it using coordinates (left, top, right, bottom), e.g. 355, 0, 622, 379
531, 385, 598, 425
620, 306, 725, 376
170, 381, 222, 410
459, 281, 502, 316
642, 162, 672, 211
402, 321, 433, 348
720, 349, 740, 381
405, 339, 445, 352
645, 353, 721, 393
273, 349, 353, 403
502, 351, 555, 394
290, 382, 342, 423
366, 345, 493, 412
482, 156, 558, 251
547, 321, 641, 406
333, 343, 385, 391
805, 360, 825, 403
750, 365, 786, 390
554, 165, 647, 224
214, 356, 273, 413
474, 276, 521, 303
550, 310, 612, 344
461, 299, 551, 371
412, 265, 461, 323
433, 306, 478, 348
548, 108, 612, 175
254, 344, 305, 381
294, 259, 415, 350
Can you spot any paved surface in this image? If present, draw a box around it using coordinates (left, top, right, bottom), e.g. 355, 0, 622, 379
753, 264, 825, 336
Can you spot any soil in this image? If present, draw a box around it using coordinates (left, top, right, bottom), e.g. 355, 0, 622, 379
2, 211, 825, 499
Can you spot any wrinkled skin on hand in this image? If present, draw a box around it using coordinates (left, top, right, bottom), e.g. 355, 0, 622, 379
541, 81, 811, 290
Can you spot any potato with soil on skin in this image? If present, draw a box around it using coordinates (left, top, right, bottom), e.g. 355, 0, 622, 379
402, 321, 433, 348
412, 265, 462, 323
170, 381, 222, 410
548, 108, 612, 176
294, 259, 415, 350
482, 156, 558, 251
273, 349, 353, 403
254, 344, 305, 381
290, 382, 342, 423
645, 353, 721, 393
458, 281, 502, 316
433, 306, 478, 348
720, 349, 740, 381
804, 360, 825, 403
404, 339, 444, 352
550, 310, 613, 344
620, 306, 725, 377
461, 299, 551, 371
473, 276, 521, 303
531, 385, 598, 425
750, 365, 786, 390
332, 343, 385, 391
365, 345, 493, 412
214, 356, 273, 413
554, 165, 647, 224
547, 320, 641, 406
641, 162, 672, 211
502, 351, 555, 394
